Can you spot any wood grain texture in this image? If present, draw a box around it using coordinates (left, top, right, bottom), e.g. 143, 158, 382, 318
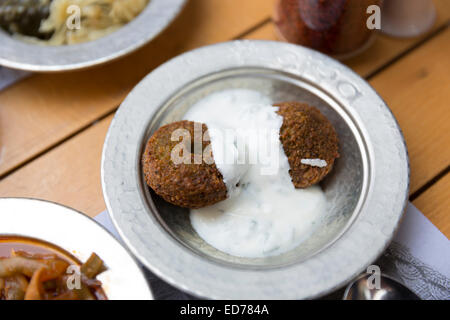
245, 0, 450, 77
0, 116, 113, 217
0, 0, 275, 177
347, 0, 450, 76
413, 173, 450, 238
0, 0, 449, 227
369, 29, 450, 194
1, 30, 449, 220
1, 0, 448, 180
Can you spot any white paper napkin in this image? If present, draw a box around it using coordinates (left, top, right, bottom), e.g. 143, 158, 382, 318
374, 203, 449, 299
0, 67, 29, 91
95, 203, 450, 300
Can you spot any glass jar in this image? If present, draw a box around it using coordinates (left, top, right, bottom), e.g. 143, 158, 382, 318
274, 0, 382, 59
381, 0, 436, 38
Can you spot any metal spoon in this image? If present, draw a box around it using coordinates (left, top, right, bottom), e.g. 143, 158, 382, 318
343, 273, 420, 300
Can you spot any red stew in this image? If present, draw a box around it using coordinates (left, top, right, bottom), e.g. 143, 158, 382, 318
0, 237, 107, 300
274, 0, 382, 58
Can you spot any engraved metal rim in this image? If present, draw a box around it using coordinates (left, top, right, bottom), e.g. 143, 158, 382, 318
0, 0, 186, 72
0, 197, 153, 300
101, 40, 410, 299
141, 66, 372, 270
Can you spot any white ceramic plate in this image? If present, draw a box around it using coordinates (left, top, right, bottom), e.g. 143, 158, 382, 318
0, 198, 153, 300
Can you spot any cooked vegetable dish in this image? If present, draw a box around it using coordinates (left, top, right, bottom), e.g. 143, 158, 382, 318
0, 238, 107, 300
0, 0, 149, 45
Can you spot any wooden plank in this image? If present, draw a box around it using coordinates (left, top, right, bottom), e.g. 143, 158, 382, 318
413, 173, 450, 238
369, 29, 450, 194
1, 30, 449, 219
0, 116, 113, 218
1, 0, 449, 219
0, 0, 274, 177
2, 0, 448, 180
244, 0, 450, 77
347, 0, 450, 76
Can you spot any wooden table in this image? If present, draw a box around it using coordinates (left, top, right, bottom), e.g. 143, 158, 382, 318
0, 0, 448, 238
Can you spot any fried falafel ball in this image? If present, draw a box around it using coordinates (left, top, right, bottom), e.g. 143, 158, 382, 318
142, 120, 227, 209
275, 102, 339, 188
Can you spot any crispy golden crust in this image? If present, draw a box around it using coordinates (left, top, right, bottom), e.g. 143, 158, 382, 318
275, 102, 339, 188
142, 120, 227, 209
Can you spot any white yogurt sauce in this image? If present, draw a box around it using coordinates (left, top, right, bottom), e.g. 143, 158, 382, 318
301, 158, 328, 168
183, 89, 327, 258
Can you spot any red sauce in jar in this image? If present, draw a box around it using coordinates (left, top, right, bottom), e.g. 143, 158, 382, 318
274, 0, 382, 58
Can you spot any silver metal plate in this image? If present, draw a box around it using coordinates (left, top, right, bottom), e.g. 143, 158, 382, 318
101, 40, 409, 299
0, 0, 186, 72
0, 198, 153, 300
